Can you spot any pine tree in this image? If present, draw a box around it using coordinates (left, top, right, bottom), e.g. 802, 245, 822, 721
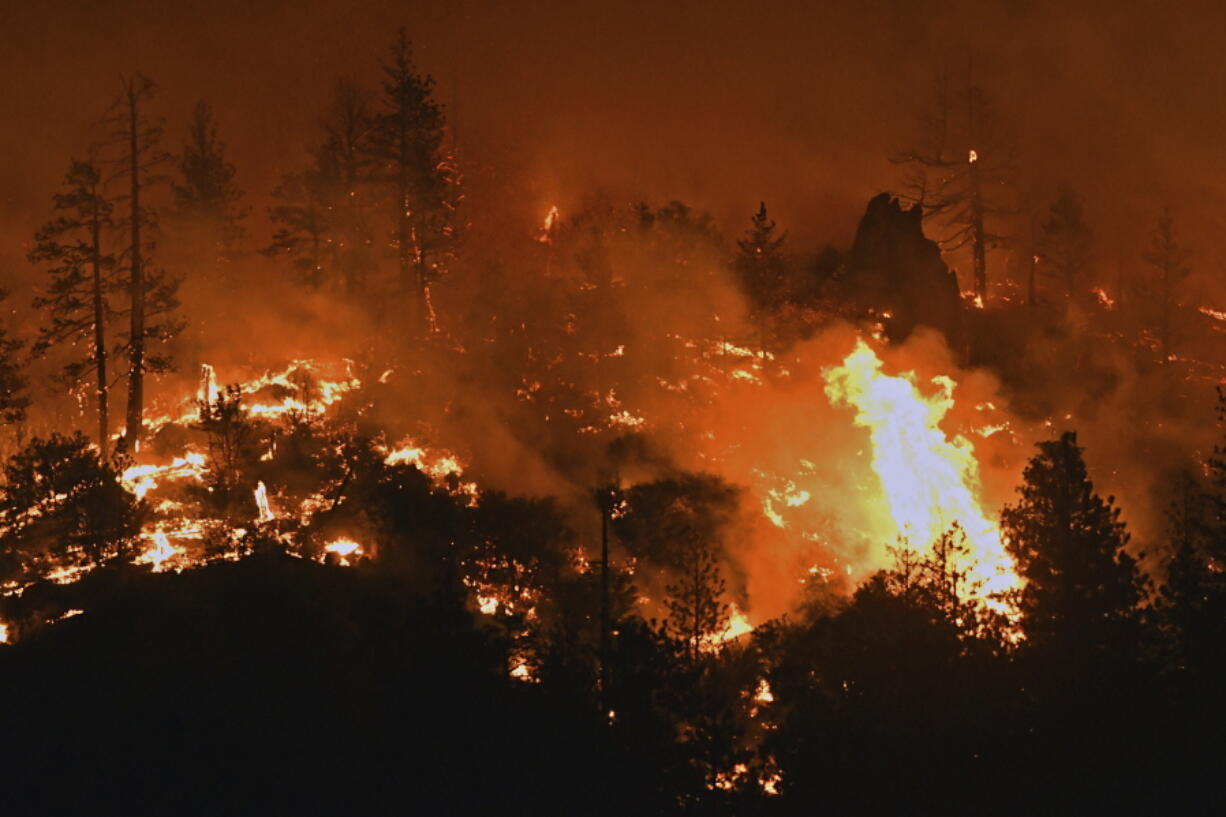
319, 79, 376, 295
1000, 431, 1147, 655
173, 99, 247, 257
1038, 184, 1093, 298
665, 536, 730, 662
1141, 208, 1191, 364
0, 288, 28, 430
28, 159, 115, 454
366, 28, 454, 333
103, 74, 183, 451
0, 432, 143, 584
734, 201, 787, 315
267, 166, 331, 289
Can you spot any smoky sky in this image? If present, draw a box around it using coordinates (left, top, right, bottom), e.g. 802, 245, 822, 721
3, 0, 1226, 291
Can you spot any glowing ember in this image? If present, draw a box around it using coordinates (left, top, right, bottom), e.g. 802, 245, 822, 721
824, 339, 1019, 599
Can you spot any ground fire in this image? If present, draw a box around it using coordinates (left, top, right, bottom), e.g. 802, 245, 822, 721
1, 7, 1225, 816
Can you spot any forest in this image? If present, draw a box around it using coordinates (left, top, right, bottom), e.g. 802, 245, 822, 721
1, 6, 1225, 816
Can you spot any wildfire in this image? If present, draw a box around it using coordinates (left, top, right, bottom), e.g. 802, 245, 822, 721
823, 339, 1019, 600
323, 537, 363, 566
713, 602, 754, 647
536, 205, 560, 242
137, 531, 188, 572
1092, 287, 1116, 310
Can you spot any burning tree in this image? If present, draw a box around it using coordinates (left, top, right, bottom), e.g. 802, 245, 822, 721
0, 433, 143, 586
29, 159, 115, 455
366, 28, 456, 333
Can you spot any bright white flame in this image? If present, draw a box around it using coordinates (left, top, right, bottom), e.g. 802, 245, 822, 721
254, 481, 275, 523
823, 339, 1018, 598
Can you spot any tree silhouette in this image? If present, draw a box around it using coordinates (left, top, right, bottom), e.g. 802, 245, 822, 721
173, 99, 247, 258
0, 288, 29, 433
29, 159, 115, 454
1038, 184, 1093, 299
366, 28, 456, 333
734, 201, 787, 318
0, 432, 143, 584
1141, 207, 1191, 366
1001, 431, 1147, 656
102, 74, 183, 450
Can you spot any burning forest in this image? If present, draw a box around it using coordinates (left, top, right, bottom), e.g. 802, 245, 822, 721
2, 4, 1226, 815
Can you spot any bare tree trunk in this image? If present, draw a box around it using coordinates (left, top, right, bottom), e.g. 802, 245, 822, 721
970, 158, 987, 302
124, 80, 145, 452
90, 188, 109, 457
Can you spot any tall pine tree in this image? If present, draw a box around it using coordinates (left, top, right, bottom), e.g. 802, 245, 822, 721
1141, 208, 1191, 365
366, 29, 454, 333
0, 288, 28, 432
1001, 431, 1147, 656
1038, 184, 1093, 299
103, 74, 183, 451
28, 159, 115, 454
173, 99, 247, 259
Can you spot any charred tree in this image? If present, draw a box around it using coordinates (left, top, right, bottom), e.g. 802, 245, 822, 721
892, 71, 1014, 303
28, 159, 115, 455
104, 74, 183, 451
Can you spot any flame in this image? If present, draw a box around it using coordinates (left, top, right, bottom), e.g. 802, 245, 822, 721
968, 148, 979, 163
713, 602, 754, 647
536, 205, 560, 242
754, 678, 774, 704
254, 481, 275, 523
199, 363, 218, 406
121, 451, 207, 500
823, 340, 1019, 599
137, 531, 187, 572
323, 537, 363, 566
1092, 287, 1116, 310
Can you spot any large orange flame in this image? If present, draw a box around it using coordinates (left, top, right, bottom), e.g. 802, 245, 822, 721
823, 339, 1018, 599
